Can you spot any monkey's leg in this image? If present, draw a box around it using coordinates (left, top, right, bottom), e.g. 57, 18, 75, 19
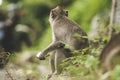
47, 51, 56, 80
54, 49, 66, 75
50, 51, 56, 73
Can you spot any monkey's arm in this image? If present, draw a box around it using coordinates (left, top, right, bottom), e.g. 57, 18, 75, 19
37, 41, 65, 60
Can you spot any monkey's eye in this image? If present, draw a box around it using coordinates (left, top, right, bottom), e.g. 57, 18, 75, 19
50, 10, 56, 18
51, 9, 55, 13
65, 10, 68, 17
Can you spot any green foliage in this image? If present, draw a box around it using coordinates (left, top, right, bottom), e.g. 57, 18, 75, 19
111, 65, 120, 80
68, 0, 111, 32
0, 52, 10, 68
99, 65, 120, 80
112, 25, 120, 33
35, 27, 52, 50
2, 0, 111, 47
61, 35, 120, 80
3, 0, 120, 80
62, 46, 100, 79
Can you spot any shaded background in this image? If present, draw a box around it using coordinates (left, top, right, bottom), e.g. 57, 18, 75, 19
1, 0, 120, 80
0, 0, 111, 52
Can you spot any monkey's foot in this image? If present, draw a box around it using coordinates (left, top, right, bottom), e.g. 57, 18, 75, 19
53, 71, 61, 75
46, 74, 52, 80
36, 52, 45, 60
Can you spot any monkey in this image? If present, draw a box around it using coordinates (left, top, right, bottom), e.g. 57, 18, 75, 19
36, 6, 89, 79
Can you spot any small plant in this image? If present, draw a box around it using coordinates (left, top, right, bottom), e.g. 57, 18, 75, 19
61, 39, 105, 80
0, 48, 10, 68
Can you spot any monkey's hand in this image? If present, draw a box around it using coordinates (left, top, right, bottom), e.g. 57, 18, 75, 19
36, 52, 45, 60
55, 41, 65, 48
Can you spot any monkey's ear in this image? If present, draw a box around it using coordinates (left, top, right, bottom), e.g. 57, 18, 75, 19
56, 6, 64, 14
56, 6, 68, 17
65, 10, 68, 17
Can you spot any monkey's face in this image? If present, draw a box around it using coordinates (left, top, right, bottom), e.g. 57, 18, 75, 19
49, 6, 68, 22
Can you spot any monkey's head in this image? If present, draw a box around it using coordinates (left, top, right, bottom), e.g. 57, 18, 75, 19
49, 6, 68, 23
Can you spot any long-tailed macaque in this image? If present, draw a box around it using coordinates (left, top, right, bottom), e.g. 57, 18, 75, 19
37, 6, 89, 79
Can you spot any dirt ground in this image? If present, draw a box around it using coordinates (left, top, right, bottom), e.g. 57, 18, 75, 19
0, 51, 71, 80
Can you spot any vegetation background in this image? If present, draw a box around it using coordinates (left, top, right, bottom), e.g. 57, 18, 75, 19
0, 0, 120, 80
